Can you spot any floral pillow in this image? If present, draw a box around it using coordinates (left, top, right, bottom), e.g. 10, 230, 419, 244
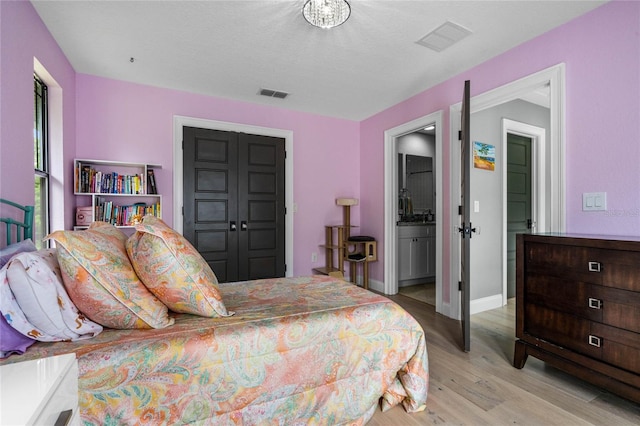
127, 215, 232, 317
46, 222, 174, 329
3, 249, 103, 341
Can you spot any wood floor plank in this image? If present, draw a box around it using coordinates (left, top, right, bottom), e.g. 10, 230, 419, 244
369, 293, 640, 425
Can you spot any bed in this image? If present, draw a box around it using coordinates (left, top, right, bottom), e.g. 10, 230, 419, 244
0, 201, 428, 425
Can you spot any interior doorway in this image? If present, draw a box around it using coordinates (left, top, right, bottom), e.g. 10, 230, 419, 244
506, 133, 532, 298
384, 110, 444, 313
503, 120, 546, 301
396, 127, 437, 306
449, 64, 565, 320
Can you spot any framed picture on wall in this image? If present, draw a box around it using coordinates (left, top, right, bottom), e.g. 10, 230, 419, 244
473, 141, 495, 171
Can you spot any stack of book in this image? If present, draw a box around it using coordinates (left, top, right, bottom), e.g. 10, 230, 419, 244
76, 165, 145, 194
95, 199, 161, 226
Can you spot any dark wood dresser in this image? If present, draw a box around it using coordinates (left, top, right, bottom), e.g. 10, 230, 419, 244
514, 233, 640, 403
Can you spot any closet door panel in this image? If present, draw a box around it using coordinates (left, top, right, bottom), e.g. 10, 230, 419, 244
238, 134, 285, 280
183, 127, 238, 282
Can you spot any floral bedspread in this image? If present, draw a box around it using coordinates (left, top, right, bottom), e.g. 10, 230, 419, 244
1, 275, 428, 425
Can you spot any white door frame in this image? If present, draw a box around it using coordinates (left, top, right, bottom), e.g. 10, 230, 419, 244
172, 115, 294, 277
384, 110, 444, 312
502, 119, 546, 305
449, 63, 566, 320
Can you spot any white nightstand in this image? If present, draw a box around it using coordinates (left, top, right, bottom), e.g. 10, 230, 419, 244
0, 353, 79, 426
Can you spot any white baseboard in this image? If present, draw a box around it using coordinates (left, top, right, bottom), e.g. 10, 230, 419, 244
471, 294, 503, 315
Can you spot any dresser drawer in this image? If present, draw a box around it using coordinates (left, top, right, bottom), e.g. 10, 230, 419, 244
523, 304, 600, 358
526, 242, 640, 292
597, 249, 640, 292
525, 242, 604, 284
525, 273, 640, 331
524, 273, 601, 321
591, 322, 640, 375
591, 286, 640, 332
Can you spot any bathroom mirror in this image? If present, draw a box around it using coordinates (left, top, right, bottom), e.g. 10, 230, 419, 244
404, 154, 433, 213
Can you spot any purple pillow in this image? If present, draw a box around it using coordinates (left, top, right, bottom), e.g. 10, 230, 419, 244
0, 314, 35, 358
0, 239, 37, 269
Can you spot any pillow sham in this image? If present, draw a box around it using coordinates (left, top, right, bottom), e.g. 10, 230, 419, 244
47, 222, 174, 329
6, 249, 103, 341
127, 215, 232, 317
0, 238, 37, 268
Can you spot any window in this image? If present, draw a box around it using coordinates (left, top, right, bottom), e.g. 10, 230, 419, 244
34, 74, 49, 248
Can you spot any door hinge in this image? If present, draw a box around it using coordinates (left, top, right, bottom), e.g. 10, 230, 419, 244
459, 281, 462, 291
182, 140, 184, 150
181, 206, 184, 216
284, 264, 287, 272
458, 130, 462, 141
458, 205, 463, 215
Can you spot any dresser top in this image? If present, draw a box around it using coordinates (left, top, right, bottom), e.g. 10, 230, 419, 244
523, 232, 640, 249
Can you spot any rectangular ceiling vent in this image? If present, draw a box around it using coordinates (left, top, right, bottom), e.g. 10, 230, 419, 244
259, 88, 289, 99
416, 21, 472, 52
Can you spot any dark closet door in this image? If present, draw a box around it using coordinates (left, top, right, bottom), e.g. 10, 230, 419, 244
237, 133, 286, 280
183, 126, 285, 282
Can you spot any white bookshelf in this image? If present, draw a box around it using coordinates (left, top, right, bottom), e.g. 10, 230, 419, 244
73, 159, 162, 229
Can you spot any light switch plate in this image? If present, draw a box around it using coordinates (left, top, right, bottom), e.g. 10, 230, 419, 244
582, 192, 607, 211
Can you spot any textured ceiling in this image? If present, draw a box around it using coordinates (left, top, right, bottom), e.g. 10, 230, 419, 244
31, 1, 606, 121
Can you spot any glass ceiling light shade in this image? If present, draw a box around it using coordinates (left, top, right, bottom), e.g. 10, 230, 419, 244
303, 0, 351, 29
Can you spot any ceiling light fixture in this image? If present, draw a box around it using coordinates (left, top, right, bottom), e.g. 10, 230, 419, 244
303, 0, 351, 29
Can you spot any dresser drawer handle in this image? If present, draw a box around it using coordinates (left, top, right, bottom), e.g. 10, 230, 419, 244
588, 261, 601, 272
588, 298, 602, 309
588, 335, 602, 348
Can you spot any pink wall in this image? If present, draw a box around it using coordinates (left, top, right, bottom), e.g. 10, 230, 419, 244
75, 75, 360, 276
0, 0, 77, 228
2, 1, 638, 290
360, 1, 640, 302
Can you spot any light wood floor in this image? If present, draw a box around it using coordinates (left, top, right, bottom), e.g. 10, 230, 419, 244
398, 282, 435, 305
369, 295, 640, 425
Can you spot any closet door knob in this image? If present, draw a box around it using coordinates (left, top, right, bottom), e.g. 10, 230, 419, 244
241, 221, 248, 231
230, 221, 237, 231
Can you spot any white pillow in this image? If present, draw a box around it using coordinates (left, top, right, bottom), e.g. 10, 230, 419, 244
3, 249, 103, 341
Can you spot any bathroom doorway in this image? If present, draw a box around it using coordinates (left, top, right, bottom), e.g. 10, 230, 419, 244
383, 110, 444, 312
397, 126, 437, 306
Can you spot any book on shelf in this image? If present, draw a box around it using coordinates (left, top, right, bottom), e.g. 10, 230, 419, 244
75, 163, 145, 194
95, 198, 161, 226
147, 169, 158, 195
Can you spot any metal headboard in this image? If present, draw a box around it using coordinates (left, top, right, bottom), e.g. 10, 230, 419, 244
0, 198, 34, 246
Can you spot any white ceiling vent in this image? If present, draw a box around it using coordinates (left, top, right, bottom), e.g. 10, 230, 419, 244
259, 88, 289, 99
416, 21, 472, 52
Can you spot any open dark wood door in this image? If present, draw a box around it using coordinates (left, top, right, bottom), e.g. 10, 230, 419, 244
459, 80, 473, 352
